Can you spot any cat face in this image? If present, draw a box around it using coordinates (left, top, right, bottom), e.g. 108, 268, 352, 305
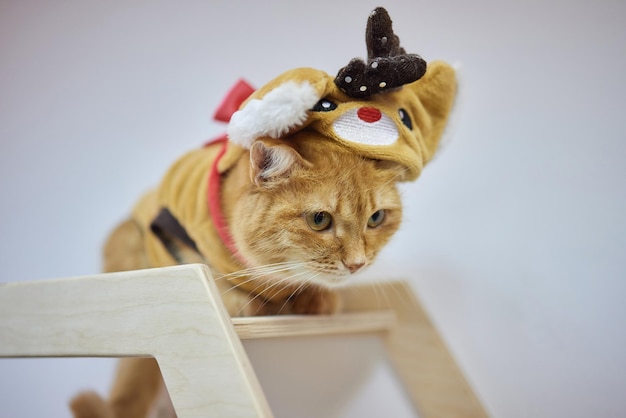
229, 138, 403, 288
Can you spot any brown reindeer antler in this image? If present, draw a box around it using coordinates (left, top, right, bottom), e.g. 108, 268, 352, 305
335, 7, 427, 98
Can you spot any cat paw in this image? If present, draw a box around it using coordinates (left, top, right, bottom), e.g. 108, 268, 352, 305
290, 287, 341, 315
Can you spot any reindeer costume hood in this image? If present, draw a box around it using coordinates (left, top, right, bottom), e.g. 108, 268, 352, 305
133, 7, 458, 281
218, 7, 457, 181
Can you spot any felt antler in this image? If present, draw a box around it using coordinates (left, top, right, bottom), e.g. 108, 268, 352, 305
335, 7, 427, 98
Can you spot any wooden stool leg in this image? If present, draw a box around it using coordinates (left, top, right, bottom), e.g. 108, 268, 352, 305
341, 281, 489, 418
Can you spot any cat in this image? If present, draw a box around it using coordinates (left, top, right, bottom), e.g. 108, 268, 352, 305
69, 137, 406, 418
69, 7, 457, 417
107, 136, 406, 317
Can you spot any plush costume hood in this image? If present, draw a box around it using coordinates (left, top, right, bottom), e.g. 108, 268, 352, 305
218, 7, 457, 181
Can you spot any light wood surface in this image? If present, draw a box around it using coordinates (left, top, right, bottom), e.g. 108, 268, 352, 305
0, 264, 488, 417
340, 281, 489, 418
0, 264, 273, 418
233, 311, 396, 340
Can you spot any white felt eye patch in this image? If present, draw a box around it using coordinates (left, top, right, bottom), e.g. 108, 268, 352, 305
332, 107, 399, 146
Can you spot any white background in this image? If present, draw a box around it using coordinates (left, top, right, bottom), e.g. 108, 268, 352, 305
1, 0, 625, 417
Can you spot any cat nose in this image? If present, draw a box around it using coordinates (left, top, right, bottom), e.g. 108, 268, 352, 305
356, 107, 382, 123
343, 261, 366, 274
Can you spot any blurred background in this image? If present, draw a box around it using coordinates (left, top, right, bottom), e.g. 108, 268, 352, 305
1, 0, 625, 416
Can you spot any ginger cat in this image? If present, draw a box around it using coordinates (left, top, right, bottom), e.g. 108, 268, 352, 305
109, 137, 405, 316
70, 137, 406, 418
70, 7, 457, 417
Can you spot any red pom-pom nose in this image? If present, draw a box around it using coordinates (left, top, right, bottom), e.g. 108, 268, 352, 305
357, 107, 382, 123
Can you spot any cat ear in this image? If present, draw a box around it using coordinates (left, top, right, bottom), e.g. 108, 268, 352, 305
249, 140, 305, 187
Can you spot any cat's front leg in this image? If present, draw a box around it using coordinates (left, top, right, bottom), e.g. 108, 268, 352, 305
288, 287, 341, 315
215, 280, 341, 316
215, 279, 277, 317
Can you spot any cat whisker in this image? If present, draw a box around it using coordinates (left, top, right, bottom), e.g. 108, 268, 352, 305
234, 278, 291, 317
233, 268, 314, 316
217, 262, 315, 293
277, 272, 321, 314
372, 279, 393, 309
223, 269, 300, 294
252, 272, 304, 314
257, 268, 313, 297
228, 260, 306, 271
345, 280, 382, 309
225, 266, 290, 280
384, 278, 414, 308
366, 279, 412, 311
216, 261, 308, 281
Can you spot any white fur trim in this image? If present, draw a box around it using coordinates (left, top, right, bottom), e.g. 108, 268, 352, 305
227, 80, 320, 148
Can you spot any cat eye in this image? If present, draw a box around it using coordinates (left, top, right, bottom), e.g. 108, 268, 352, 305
398, 108, 413, 130
306, 211, 333, 231
312, 99, 338, 112
367, 209, 386, 228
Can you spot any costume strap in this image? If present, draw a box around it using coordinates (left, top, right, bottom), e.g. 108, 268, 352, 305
206, 137, 248, 266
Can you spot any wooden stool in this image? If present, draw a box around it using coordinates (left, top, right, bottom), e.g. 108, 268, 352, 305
0, 264, 487, 417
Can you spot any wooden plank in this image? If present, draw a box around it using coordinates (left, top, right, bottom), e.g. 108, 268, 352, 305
232, 311, 396, 340
0, 265, 488, 418
0, 264, 273, 418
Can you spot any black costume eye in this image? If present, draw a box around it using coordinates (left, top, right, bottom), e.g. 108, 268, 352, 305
398, 108, 412, 130
312, 99, 338, 112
